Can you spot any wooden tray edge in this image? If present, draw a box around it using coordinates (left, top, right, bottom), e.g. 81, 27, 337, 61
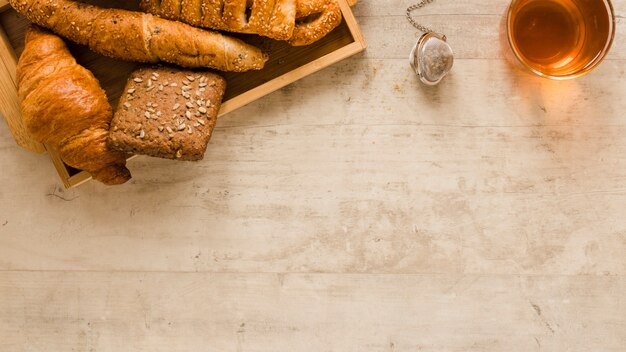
219, 0, 367, 116
48, 147, 138, 188
0, 24, 45, 153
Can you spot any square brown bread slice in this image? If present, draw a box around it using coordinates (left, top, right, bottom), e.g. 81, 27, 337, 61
107, 66, 226, 161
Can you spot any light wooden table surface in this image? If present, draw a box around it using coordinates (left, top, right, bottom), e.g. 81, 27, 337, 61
1, 1, 625, 351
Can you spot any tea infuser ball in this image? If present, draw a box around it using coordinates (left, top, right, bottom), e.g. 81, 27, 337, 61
406, 0, 454, 85
410, 32, 454, 86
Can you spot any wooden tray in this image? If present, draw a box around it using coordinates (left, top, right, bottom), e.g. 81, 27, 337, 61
0, 0, 366, 188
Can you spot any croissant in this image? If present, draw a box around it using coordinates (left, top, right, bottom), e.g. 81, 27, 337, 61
9, 0, 268, 71
139, 0, 356, 46
16, 26, 131, 185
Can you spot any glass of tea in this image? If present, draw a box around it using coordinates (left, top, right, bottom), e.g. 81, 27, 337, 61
506, 0, 616, 79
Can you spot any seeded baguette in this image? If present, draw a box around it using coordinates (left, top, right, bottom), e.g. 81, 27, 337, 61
108, 66, 225, 161
9, 0, 269, 72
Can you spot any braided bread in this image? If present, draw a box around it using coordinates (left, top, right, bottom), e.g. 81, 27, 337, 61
140, 0, 356, 46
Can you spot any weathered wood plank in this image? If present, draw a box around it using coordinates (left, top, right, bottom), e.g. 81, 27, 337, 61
1, 59, 625, 275
0, 272, 624, 352
348, 0, 625, 61
1, 1, 625, 351
350, 0, 626, 16
355, 15, 625, 60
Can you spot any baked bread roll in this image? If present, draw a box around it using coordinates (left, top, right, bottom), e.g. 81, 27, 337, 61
139, 0, 350, 46
141, 0, 297, 41
297, 0, 357, 17
291, 0, 342, 46
10, 0, 268, 72
108, 66, 225, 161
17, 26, 131, 185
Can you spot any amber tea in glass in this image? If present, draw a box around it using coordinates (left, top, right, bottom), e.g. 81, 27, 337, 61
507, 0, 615, 79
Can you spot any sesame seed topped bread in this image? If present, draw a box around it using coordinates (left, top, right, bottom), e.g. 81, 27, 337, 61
140, 0, 297, 41
107, 67, 225, 161
290, 0, 342, 46
139, 0, 352, 46
9, 0, 269, 71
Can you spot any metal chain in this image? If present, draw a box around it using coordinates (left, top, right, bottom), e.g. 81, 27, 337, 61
406, 0, 446, 40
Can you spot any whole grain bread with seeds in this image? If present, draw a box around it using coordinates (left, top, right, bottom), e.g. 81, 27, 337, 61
9, 0, 268, 71
107, 66, 225, 161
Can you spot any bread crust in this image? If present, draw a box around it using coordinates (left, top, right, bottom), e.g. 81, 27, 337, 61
140, 0, 346, 45
290, 0, 341, 46
108, 66, 225, 161
10, 0, 269, 71
17, 26, 131, 185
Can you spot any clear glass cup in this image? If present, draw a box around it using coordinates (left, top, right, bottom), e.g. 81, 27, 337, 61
506, 0, 616, 80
